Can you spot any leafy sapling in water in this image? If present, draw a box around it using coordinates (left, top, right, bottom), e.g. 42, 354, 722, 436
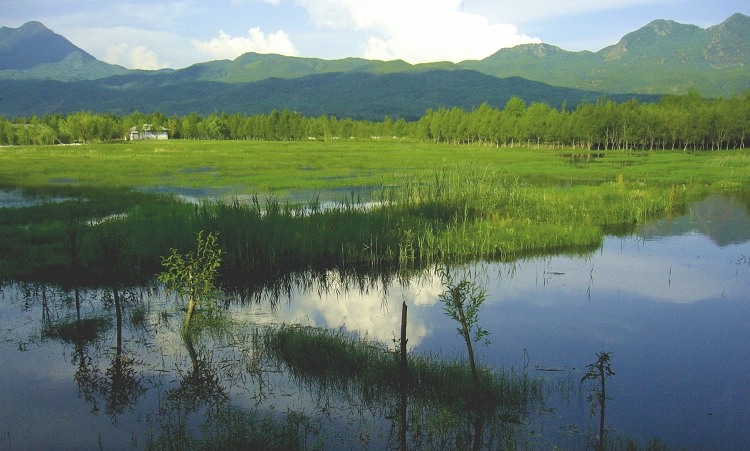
581, 351, 615, 451
158, 230, 222, 332
438, 270, 490, 388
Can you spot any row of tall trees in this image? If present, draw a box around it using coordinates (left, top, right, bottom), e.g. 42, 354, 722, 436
1, 91, 748, 150
418, 92, 750, 150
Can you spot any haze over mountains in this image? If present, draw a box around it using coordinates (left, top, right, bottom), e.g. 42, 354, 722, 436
1, 14, 748, 120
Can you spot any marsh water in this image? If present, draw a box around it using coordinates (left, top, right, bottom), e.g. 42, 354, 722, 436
1, 194, 749, 449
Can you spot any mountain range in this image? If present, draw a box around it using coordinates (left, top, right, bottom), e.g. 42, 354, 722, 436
1, 14, 748, 120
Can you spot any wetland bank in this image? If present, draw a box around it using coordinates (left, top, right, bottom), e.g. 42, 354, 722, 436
1, 140, 749, 449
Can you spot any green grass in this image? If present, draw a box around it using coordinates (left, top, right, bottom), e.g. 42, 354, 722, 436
2, 140, 749, 193
2, 141, 749, 284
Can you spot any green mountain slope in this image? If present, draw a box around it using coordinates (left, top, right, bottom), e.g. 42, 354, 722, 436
0, 70, 658, 120
174, 53, 455, 83
462, 13, 750, 97
0, 51, 131, 82
171, 13, 749, 97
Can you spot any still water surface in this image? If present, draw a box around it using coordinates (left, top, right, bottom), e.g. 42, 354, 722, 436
1, 194, 748, 449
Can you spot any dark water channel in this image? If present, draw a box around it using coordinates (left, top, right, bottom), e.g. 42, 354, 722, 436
1, 194, 749, 449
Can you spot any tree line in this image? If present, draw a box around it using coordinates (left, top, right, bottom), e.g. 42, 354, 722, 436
1, 91, 748, 150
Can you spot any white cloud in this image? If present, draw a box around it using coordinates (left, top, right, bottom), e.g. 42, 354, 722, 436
104, 43, 169, 70
295, 0, 540, 63
192, 27, 299, 60
61, 26, 184, 68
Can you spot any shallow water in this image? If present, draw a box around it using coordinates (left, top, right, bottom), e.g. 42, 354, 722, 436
0, 189, 72, 208
1, 194, 748, 449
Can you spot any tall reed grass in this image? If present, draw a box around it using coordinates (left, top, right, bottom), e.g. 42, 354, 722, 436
1, 169, 686, 285
196, 168, 681, 275
263, 323, 544, 404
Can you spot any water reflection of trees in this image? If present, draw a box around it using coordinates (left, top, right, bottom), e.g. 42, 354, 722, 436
36, 285, 148, 420
144, 313, 318, 449
8, 276, 547, 449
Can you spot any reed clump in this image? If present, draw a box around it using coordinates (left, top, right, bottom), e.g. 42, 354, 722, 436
186, 169, 682, 278
263, 324, 543, 416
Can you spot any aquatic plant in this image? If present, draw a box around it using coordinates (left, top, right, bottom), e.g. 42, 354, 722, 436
581, 351, 615, 451
157, 230, 223, 331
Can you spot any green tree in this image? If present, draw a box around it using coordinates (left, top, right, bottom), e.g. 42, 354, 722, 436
0, 117, 14, 145
158, 231, 223, 331
438, 271, 490, 389
523, 102, 553, 147
502, 96, 526, 147
180, 112, 202, 139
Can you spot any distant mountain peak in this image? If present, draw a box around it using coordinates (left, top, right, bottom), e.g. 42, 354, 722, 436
714, 12, 750, 28
644, 18, 683, 35
705, 13, 750, 68
17, 20, 49, 32
483, 43, 572, 61
0, 20, 48, 37
608, 18, 702, 50
0, 20, 95, 70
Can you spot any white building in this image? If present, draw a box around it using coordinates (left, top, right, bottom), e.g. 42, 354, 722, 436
128, 124, 168, 140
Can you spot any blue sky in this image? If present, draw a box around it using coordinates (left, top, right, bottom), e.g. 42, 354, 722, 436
2, 0, 748, 69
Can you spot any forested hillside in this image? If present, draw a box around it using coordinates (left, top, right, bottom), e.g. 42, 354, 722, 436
3, 92, 748, 150
0, 70, 657, 120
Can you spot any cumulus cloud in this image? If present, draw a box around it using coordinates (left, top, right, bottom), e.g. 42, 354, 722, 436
62, 25, 184, 69
296, 0, 540, 63
192, 27, 299, 60
104, 43, 169, 70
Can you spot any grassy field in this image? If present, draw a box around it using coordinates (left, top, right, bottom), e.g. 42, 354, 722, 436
1, 140, 749, 284
3, 139, 749, 194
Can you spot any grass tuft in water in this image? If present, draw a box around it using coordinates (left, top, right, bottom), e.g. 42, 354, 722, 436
42, 316, 112, 344
145, 404, 314, 451
263, 324, 543, 417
